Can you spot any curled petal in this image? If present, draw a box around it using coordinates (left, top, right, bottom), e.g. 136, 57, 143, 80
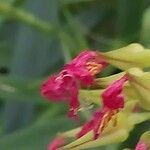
102, 75, 128, 110
41, 74, 69, 101
76, 120, 94, 138
64, 64, 95, 86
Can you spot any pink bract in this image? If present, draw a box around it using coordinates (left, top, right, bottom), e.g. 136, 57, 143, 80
102, 75, 128, 110
41, 71, 76, 101
65, 51, 108, 86
70, 51, 107, 69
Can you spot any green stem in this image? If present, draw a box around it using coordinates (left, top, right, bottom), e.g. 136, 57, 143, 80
0, 3, 58, 35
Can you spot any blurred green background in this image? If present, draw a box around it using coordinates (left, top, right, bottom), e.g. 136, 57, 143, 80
0, 0, 149, 150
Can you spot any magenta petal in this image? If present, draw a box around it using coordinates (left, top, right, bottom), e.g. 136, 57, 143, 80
77, 108, 107, 139
40, 71, 81, 120
76, 120, 94, 138
64, 64, 94, 86
93, 110, 105, 140
40, 75, 66, 101
70, 51, 97, 65
102, 75, 128, 110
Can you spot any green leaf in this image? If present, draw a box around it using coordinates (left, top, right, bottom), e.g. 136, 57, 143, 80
100, 43, 150, 70
67, 129, 128, 150
123, 83, 139, 101
96, 72, 125, 88
140, 130, 150, 146
127, 68, 150, 110
79, 89, 103, 105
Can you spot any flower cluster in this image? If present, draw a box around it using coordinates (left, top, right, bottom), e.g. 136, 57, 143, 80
41, 51, 128, 149
77, 75, 128, 140
41, 44, 150, 150
41, 51, 107, 120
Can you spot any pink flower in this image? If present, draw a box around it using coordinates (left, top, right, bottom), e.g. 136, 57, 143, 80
48, 137, 64, 150
135, 141, 148, 150
77, 108, 117, 140
41, 70, 80, 120
77, 75, 128, 140
65, 51, 108, 86
41, 70, 76, 101
102, 75, 128, 110
41, 51, 107, 120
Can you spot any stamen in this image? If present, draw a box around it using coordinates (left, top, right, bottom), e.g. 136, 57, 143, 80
86, 62, 102, 75
97, 110, 118, 136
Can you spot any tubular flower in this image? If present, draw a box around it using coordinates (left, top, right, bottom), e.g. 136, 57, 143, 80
77, 75, 128, 140
102, 75, 128, 110
41, 70, 80, 120
64, 51, 108, 86
77, 107, 118, 140
48, 136, 65, 150
41, 51, 108, 120
135, 141, 148, 150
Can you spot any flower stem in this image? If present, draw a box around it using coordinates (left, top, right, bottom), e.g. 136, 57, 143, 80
0, 3, 58, 35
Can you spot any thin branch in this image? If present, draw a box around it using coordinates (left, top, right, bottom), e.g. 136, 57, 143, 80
0, 3, 59, 36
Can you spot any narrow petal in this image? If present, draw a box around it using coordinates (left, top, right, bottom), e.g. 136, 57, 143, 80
77, 108, 116, 140
76, 120, 94, 138
102, 75, 128, 110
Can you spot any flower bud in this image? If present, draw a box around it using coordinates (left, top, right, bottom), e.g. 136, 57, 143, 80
99, 43, 150, 70
135, 131, 150, 150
